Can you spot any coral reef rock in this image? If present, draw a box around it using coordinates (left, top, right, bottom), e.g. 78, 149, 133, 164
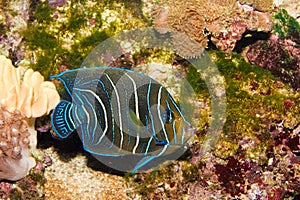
246, 34, 300, 90
0, 55, 60, 181
0, 0, 30, 64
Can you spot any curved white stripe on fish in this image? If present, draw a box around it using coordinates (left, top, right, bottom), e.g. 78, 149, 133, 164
125, 73, 140, 154
105, 74, 124, 150
74, 92, 91, 144
81, 93, 99, 144
157, 86, 169, 144
68, 103, 75, 131
145, 136, 153, 154
74, 88, 108, 145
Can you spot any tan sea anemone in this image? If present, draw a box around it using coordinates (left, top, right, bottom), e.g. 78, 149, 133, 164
152, 0, 273, 53
0, 55, 60, 181
152, 0, 207, 58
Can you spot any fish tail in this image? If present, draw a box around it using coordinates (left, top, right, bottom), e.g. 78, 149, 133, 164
51, 100, 76, 139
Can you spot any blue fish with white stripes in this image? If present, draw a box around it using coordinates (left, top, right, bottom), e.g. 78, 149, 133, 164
50, 67, 194, 173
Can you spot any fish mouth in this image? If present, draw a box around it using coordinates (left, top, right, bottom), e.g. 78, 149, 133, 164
185, 125, 195, 138
185, 125, 195, 134
183, 123, 195, 141
173, 119, 195, 135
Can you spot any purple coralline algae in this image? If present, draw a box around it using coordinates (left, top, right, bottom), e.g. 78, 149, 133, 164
246, 34, 300, 90
245, 9, 300, 90
48, 0, 67, 8
0, 0, 30, 64
188, 121, 300, 199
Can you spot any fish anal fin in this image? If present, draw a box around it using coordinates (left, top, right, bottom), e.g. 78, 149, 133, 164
132, 145, 170, 173
131, 155, 156, 174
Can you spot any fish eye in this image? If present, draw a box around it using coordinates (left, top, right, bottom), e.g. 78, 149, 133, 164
162, 109, 174, 124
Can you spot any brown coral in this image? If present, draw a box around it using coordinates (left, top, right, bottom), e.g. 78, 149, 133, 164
0, 107, 35, 181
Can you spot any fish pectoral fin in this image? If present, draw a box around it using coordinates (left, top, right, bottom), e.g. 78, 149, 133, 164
51, 100, 77, 139
155, 141, 168, 146
129, 109, 145, 128
152, 134, 168, 146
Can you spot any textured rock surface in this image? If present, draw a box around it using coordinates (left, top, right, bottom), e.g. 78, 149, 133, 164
42, 147, 133, 200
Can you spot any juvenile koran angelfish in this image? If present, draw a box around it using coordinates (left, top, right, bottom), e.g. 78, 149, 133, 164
51, 67, 194, 173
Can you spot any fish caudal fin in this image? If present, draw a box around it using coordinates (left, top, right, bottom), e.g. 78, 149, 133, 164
51, 100, 76, 139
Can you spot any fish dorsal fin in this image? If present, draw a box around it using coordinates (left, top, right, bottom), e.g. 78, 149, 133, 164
50, 70, 78, 97
51, 100, 77, 139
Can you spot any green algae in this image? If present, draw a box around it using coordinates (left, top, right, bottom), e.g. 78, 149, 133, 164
9, 189, 23, 200
24, 28, 59, 50
24, 0, 148, 78
35, 2, 53, 23
133, 48, 175, 66
186, 65, 209, 95
208, 51, 299, 159
8, 173, 45, 200
273, 9, 300, 39
103, 0, 149, 22
129, 165, 174, 196
182, 163, 199, 182
184, 50, 292, 159
127, 162, 194, 198
188, 50, 295, 130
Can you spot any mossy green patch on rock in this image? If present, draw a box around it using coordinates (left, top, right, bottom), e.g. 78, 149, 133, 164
273, 9, 300, 39
128, 165, 174, 196
210, 51, 299, 158
24, 0, 148, 79
35, 2, 53, 23
175, 50, 296, 160
214, 140, 240, 159
127, 161, 194, 199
